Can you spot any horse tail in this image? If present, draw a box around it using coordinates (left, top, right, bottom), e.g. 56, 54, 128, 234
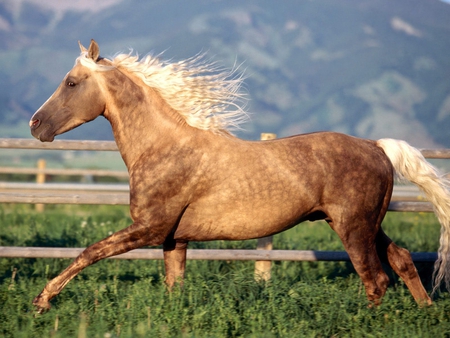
376, 138, 450, 294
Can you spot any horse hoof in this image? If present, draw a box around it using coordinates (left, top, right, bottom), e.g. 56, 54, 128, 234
367, 299, 382, 308
32, 295, 51, 314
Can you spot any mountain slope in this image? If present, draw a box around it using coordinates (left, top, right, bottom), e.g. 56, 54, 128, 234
1, 0, 450, 147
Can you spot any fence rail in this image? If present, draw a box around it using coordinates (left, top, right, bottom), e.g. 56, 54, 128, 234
0, 192, 436, 212
2, 137, 450, 157
0, 138, 118, 151
0, 137, 447, 266
0, 167, 128, 178
0, 181, 432, 209
0, 246, 438, 262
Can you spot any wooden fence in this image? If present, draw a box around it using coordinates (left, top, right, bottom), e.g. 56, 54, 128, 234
0, 137, 448, 278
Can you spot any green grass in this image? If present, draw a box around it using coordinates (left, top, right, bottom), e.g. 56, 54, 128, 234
1, 205, 450, 337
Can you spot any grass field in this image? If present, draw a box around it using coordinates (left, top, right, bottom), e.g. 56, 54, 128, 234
1, 204, 450, 337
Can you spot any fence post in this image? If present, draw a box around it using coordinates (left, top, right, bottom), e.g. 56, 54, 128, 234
254, 133, 277, 281
35, 159, 46, 212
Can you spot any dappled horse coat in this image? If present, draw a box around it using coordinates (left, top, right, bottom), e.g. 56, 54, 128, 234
29, 40, 450, 312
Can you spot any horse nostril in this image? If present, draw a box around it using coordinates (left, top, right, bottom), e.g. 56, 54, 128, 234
30, 119, 40, 129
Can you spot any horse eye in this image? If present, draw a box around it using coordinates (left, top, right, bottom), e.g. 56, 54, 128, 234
67, 81, 76, 87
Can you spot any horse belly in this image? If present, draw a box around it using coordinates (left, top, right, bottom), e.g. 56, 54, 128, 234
174, 189, 318, 241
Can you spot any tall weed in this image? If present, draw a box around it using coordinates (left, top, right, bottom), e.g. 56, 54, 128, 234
0, 205, 448, 337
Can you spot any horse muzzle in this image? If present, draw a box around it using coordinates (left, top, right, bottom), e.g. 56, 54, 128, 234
29, 116, 55, 142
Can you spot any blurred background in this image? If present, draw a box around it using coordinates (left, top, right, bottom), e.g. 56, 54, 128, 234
1, 0, 450, 148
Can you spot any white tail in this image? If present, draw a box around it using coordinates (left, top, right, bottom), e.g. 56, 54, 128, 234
377, 138, 450, 294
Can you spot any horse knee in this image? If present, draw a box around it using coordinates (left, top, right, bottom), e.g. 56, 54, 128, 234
376, 270, 390, 294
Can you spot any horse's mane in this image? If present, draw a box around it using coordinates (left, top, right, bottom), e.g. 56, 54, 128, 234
77, 51, 248, 133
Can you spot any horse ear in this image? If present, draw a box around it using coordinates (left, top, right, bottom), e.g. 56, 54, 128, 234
78, 41, 87, 53
87, 39, 100, 61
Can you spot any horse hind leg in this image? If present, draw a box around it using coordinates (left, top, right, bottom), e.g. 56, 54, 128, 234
376, 229, 432, 305
328, 189, 393, 305
335, 222, 389, 306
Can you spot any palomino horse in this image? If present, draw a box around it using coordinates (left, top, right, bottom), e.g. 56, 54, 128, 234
30, 40, 450, 312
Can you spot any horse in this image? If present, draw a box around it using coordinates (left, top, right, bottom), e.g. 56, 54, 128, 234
29, 39, 450, 313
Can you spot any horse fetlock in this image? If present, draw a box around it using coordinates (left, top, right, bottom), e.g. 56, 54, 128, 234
366, 295, 383, 308
417, 296, 433, 307
376, 272, 390, 294
364, 282, 388, 307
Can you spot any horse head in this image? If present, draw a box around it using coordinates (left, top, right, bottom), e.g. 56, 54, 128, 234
30, 40, 107, 142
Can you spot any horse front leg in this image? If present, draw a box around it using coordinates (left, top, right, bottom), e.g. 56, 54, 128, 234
32, 222, 166, 313
163, 240, 188, 289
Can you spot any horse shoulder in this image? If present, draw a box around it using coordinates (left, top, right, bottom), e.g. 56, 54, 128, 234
127, 144, 204, 223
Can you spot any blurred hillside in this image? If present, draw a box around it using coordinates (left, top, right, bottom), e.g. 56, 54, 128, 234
1, 0, 450, 147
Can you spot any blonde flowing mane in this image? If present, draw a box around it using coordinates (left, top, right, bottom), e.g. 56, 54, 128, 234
78, 51, 248, 133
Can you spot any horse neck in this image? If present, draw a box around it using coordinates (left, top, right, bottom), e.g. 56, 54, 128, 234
101, 69, 193, 169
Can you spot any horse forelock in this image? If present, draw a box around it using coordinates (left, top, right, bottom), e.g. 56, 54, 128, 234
76, 52, 114, 72
76, 50, 249, 133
